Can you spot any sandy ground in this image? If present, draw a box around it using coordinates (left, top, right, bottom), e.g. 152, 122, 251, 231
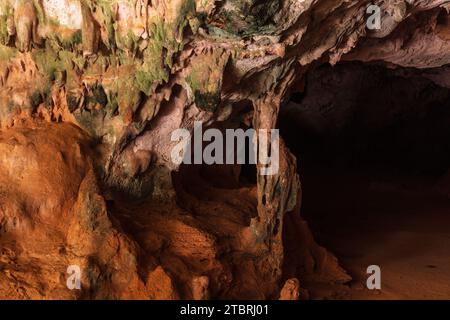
300, 164, 450, 300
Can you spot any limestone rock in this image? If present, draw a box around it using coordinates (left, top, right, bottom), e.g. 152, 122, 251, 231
1, 0, 450, 300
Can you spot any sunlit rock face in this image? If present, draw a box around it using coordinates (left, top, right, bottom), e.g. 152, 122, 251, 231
0, 0, 450, 299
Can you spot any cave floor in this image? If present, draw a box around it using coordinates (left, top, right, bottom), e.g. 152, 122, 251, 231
301, 164, 450, 300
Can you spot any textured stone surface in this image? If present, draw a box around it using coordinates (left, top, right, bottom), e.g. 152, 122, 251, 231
1, 0, 450, 299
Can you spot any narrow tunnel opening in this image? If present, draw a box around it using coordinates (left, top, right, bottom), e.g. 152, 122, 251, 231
279, 61, 450, 298
173, 100, 258, 229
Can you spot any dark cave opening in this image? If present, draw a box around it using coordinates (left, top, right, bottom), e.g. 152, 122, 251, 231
172, 99, 259, 229
279, 61, 450, 298
176, 99, 258, 192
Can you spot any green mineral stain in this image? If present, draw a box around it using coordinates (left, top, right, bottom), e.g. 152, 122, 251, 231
215, 0, 279, 36
0, 44, 16, 60
186, 71, 220, 112
0, 2, 13, 45
31, 0, 45, 25
134, 0, 198, 95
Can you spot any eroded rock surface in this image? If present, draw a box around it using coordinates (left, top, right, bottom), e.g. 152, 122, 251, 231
1, 0, 450, 299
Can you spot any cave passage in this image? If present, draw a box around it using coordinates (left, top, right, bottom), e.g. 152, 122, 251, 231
279, 62, 450, 299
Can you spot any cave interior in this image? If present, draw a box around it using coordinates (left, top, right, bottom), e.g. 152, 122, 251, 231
279, 60, 450, 299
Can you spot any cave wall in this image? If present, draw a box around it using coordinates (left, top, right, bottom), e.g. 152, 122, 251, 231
1, 0, 450, 299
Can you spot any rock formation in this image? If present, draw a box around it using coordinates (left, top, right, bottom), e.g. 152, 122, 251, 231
0, 0, 450, 299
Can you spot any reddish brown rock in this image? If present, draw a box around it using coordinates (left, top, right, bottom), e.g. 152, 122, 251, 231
1, 0, 450, 300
